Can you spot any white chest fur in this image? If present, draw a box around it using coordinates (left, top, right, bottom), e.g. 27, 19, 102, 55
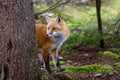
51, 33, 66, 50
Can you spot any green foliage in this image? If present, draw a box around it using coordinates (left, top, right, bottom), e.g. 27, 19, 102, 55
116, 38, 120, 45
62, 24, 108, 49
98, 51, 120, 59
79, 26, 102, 46
66, 18, 83, 27
108, 48, 120, 52
114, 62, 120, 68
62, 30, 81, 49
62, 64, 113, 73
33, 0, 47, 12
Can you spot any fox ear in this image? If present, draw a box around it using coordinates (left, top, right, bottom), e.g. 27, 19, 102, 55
45, 16, 51, 24
56, 16, 62, 24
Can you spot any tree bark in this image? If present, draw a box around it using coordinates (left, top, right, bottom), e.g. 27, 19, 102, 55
0, 0, 40, 80
95, 0, 104, 48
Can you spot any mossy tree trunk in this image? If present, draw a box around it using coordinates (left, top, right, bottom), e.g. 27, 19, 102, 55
0, 0, 41, 80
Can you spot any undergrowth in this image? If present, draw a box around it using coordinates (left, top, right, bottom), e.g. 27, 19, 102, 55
98, 51, 120, 59
114, 62, 120, 69
62, 64, 113, 74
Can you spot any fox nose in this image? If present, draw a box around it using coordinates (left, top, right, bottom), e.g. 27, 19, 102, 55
46, 34, 49, 37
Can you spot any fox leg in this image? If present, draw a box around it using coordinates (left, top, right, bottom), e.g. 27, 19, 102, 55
51, 49, 65, 72
42, 47, 52, 73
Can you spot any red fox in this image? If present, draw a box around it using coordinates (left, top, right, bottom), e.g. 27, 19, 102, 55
35, 16, 70, 73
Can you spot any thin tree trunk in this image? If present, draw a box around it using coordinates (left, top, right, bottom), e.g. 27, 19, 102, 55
0, 0, 40, 80
95, 0, 104, 48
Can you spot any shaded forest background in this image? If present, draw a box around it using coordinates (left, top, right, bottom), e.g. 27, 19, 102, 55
34, 0, 120, 48
34, 0, 120, 80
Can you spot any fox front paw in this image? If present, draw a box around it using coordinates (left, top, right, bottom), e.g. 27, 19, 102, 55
47, 70, 53, 74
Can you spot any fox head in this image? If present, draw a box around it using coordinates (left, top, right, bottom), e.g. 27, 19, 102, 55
45, 16, 65, 37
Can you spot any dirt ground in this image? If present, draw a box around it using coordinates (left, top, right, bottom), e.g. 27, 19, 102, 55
41, 45, 120, 80
63, 45, 120, 80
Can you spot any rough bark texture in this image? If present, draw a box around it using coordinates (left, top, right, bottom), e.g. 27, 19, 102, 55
0, 0, 40, 80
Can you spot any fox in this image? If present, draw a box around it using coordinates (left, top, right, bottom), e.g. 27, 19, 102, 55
35, 16, 70, 73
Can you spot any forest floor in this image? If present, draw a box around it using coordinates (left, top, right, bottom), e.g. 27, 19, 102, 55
41, 45, 120, 80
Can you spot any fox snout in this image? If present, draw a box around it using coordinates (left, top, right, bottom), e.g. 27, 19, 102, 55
46, 34, 49, 37
46, 29, 53, 37
46, 32, 56, 37
46, 31, 64, 38
46, 33, 52, 37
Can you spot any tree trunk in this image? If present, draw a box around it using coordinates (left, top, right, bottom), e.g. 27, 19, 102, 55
0, 0, 41, 80
95, 0, 104, 48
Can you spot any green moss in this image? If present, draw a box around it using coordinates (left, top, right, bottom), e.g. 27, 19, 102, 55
114, 62, 120, 68
61, 49, 67, 55
62, 64, 113, 73
50, 61, 65, 65
98, 51, 120, 59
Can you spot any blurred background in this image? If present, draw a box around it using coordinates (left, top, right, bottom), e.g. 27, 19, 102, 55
33, 0, 120, 48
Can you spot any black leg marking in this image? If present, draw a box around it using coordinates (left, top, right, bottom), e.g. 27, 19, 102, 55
56, 58, 60, 68
45, 54, 52, 73
56, 58, 66, 72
